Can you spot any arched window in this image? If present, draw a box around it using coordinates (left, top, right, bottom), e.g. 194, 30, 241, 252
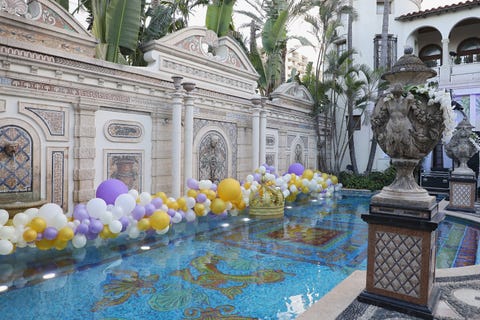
419, 44, 442, 67
457, 37, 480, 63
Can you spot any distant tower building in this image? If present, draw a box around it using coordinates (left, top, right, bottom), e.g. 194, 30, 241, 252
286, 51, 309, 78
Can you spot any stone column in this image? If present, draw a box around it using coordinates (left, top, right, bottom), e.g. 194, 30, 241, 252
259, 104, 267, 166
170, 76, 183, 199
251, 95, 261, 170
73, 101, 98, 203
440, 38, 450, 83
183, 82, 196, 194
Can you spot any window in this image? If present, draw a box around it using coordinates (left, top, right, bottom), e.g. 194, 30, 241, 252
376, 1, 392, 15
336, 40, 347, 57
373, 34, 397, 70
419, 44, 442, 67
457, 37, 480, 64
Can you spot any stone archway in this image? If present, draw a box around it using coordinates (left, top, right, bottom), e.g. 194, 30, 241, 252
197, 131, 228, 184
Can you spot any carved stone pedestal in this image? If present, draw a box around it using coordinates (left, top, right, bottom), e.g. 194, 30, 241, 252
447, 174, 477, 212
359, 207, 444, 319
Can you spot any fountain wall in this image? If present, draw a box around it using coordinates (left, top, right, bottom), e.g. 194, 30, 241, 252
0, 0, 322, 214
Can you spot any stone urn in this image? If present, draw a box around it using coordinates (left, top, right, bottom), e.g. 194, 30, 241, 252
371, 48, 449, 211
445, 115, 478, 176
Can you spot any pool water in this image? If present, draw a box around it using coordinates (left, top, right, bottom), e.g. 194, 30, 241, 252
0, 193, 479, 319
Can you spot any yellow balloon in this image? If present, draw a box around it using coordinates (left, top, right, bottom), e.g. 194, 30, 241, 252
137, 218, 151, 231
331, 175, 338, 184
235, 200, 246, 211
54, 239, 68, 250
210, 198, 226, 215
177, 197, 187, 210
155, 192, 168, 203
29, 217, 46, 233
36, 239, 54, 250
207, 190, 217, 201
321, 182, 328, 189
302, 187, 309, 194
150, 210, 170, 230
243, 182, 251, 189
194, 203, 205, 216
187, 189, 197, 198
23, 229, 37, 242
217, 178, 241, 202
302, 169, 314, 180
166, 199, 179, 210
99, 226, 113, 239
57, 227, 74, 242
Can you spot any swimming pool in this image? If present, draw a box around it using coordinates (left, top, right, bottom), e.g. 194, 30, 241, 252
0, 192, 478, 319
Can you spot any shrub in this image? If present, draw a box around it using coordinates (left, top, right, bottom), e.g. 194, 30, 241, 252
339, 166, 396, 191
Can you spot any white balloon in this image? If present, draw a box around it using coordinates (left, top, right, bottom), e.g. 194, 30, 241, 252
185, 209, 196, 222
186, 197, 196, 209
246, 175, 254, 183
128, 226, 140, 239
109, 220, 122, 234
115, 194, 136, 214
99, 210, 113, 225
0, 226, 15, 240
138, 192, 152, 206
171, 212, 182, 223
12, 213, 28, 227
72, 234, 87, 248
198, 180, 210, 190
0, 210, 9, 226
86, 198, 107, 219
155, 225, 169, 235
0, 240, 13, 255
38, 203, 64, 223
111, 206, 124, 219
128, 189, 139, 199
24, 208, 39, 220
50, 214, 68, 230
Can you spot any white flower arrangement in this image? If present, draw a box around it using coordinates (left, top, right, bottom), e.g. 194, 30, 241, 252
469, 134, 480, 152
383, 83, 456, 143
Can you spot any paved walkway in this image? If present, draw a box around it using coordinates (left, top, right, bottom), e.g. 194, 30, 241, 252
297, 201, 480, 320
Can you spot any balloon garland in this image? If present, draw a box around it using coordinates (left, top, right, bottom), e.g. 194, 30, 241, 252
0, 164, 342, 255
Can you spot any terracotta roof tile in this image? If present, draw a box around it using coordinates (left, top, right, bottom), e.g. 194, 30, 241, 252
396, 0, 480, 21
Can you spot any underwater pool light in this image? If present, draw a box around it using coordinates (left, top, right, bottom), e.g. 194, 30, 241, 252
0, 285, 8, 292
140, 246, 151, 251
242, 218, 251, 222
220, 223, 230, 228
43, 273, 56, 280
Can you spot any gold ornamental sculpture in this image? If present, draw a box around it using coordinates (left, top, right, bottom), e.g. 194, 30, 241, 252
249, 174, 285, 218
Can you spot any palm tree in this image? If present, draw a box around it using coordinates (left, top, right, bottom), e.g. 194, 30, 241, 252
236, 0, 312, 96
303, 0, 355, 171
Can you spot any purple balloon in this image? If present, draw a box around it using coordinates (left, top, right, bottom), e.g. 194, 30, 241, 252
119, 216, 129, 232
89, 219, 104, 234
73, 207, 89, 221
196, 193, 207, 203
151, 198, 163, 209
131, 205, 145, 221
75, 223, 89, 235
211, 183, 217, 191
36, 233, 43, 240
167, 209, 176, 217
288, 163, 305, 176
187, 178, 199, 190
86, 231, 98, 240
95, 179, 129, 205
253, 173, 261, 182
144, 203, 156, 217
44, 227, 58, 240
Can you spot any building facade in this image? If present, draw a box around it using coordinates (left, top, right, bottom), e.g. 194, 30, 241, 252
339, 0, 480, 172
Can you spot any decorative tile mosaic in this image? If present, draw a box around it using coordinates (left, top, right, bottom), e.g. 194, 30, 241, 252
0, 125, 33, 193
106, 151, 143, 191
373, 231, 423, 298
198, 131, 227, 184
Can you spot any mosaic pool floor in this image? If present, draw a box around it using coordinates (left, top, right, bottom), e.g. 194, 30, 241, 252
0, 193, 479, 319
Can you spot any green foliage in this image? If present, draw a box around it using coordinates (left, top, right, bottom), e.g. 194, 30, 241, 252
339, 166, 396, 191
205, 0, 235, 37
54, 0, 70, 10
92, 0, 141, 64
